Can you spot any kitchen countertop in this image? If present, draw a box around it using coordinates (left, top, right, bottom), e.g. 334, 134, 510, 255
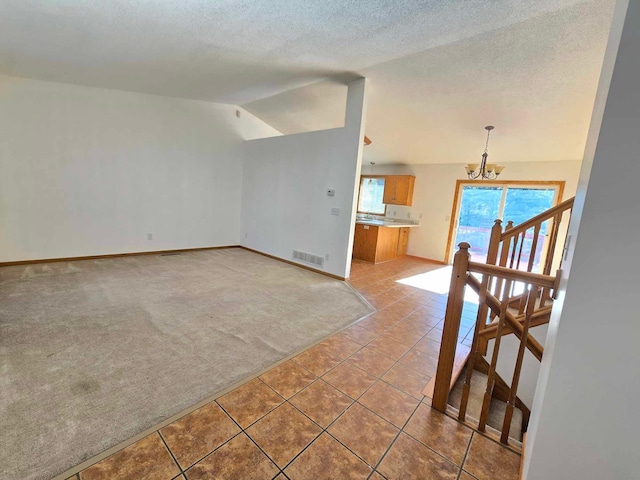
356, 219, 420, 228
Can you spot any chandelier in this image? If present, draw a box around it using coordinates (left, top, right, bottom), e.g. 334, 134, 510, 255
465, 125, 505, 180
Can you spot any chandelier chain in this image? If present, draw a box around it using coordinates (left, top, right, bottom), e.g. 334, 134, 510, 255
484, 128, 491, 154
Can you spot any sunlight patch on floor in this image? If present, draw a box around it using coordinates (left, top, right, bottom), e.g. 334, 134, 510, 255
396, 266, 480, 304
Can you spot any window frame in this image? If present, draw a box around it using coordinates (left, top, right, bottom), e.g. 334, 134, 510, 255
444, 179, 565, 264
357, 175, 388, 216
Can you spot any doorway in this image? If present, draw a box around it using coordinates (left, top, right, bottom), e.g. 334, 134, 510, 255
447, 181, 564, 270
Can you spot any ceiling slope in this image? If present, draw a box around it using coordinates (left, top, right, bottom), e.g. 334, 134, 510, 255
0, 0, 604, 104
243, 0, 616, 164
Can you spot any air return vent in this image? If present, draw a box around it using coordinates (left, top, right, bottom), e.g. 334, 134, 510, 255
293, 250, 324, 268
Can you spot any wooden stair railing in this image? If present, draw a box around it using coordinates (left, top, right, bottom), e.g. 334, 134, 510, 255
492, 197, 574, 304
476, 305, 553, 344
466, 273, 546, 362
432, 243, 559, 446
477, 197, 573, 352
431, 198, 574, 445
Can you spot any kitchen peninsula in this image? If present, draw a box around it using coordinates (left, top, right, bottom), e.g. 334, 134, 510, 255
353, 217, 420, 264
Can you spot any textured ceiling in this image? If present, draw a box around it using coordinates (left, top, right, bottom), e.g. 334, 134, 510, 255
244, 0, 616, 164
0, 0, 615, 164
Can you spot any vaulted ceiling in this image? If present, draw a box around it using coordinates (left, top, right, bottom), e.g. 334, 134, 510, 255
0, 0, 615, 164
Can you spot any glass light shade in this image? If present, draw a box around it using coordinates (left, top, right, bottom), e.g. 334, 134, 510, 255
486, 163, 496, 173
467, 163, 479, 173
494, 165, 505, 174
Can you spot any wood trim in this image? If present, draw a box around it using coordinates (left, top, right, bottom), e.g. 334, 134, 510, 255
444, 181, 463, 265
519, 433, 527, 480
444, 179, 566, 264
238, 246, 346, 281
0, 245, 240, 267
405, 255, 447, 265
423, 344, 471, 398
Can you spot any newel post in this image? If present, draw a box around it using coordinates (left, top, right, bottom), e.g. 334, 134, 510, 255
432, 242, 470, 412
487, 220, 503, 265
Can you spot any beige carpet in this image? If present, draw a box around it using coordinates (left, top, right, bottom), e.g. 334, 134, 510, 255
0, 248, 372, 480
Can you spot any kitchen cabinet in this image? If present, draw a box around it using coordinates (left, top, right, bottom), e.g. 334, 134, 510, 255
383, 175, 415, 206
353, 224, 411, 264
397, 227, 410, 257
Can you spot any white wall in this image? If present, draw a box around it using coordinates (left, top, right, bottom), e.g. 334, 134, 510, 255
0, 75, 279, 262
240, 79, 367, 279
484, 324, 548, 408
362, 160, 582, 262
525, 1, 640, 478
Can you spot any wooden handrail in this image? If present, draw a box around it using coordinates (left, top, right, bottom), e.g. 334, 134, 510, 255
468, 262, 556, 288
500, 197, 574, 241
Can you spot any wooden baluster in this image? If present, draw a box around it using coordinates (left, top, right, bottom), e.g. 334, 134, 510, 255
495, 221, 514, 293
518, 281, 529, 315
458, 225, 499, 421
481, 220, 502, 323
478, 278, 513, 432
487, 220, 502, 266
543, 214, 561, 276
480, 221, 511, 356
432, 242, 470, 412
540, 214, 561, 305
514, 230, 529, 314
501, 285, 539, 444
527, 223, 541, 273
485, 220, 502, 299
516, 230, 526, 272
509, 231, 519, 270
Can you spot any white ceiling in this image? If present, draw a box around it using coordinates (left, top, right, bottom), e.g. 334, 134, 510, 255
244, 0, 616, 164
0, 0, 615, 164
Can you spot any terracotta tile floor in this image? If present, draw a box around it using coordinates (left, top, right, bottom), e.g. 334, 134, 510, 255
69, 257, 520, 480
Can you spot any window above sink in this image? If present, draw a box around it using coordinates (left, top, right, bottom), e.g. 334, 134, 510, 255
357, 176, 386, 216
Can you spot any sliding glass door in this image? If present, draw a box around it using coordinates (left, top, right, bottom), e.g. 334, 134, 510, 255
451, 182, 562, 270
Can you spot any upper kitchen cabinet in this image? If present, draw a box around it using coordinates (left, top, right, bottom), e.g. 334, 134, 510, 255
383, 175, 416, 206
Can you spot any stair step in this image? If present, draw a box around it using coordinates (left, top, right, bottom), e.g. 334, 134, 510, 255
422, 343, 471, 399
448, 367, 523, 442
